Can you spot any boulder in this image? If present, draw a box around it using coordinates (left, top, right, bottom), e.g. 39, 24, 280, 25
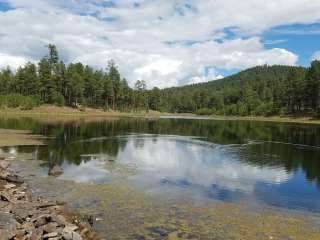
48, 166, 63, 177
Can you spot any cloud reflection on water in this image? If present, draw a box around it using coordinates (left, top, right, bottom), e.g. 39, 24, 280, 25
115, 135, 291, 197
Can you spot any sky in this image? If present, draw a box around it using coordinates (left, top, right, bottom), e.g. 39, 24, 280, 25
0, 0, 319, 88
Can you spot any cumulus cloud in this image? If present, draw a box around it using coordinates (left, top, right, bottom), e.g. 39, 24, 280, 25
0, 53, 31, 69
0, 0, 319, 87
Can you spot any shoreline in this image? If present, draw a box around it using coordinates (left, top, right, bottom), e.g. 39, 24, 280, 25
0, 128, 99, 239
0, 157, 99, 240
1, 105, 320, 125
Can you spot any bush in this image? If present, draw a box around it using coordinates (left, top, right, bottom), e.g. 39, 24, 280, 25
55, 94, 65, 107
196, 108, 214, 116
7, 94, 21, 108
224, 104, 238, 115
0, 94, 40, 110
253, 102, 274, 116
237, 103, 249, 116
20, 98, 36, 110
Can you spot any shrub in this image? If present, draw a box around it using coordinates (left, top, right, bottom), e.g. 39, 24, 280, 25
237, 103, 249, 116
224, 104, 238, 115
20, 97, 36, 110
196, 108, 213, 116
7, 94, 21, 108
0, 94, 40, 110
253, 102, 274, 116
55, 94, 65, 107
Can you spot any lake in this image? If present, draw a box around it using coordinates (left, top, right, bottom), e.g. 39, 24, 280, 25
1, 116, 320, 239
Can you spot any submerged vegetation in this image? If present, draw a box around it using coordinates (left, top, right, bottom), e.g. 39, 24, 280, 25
0, 44, 320, 117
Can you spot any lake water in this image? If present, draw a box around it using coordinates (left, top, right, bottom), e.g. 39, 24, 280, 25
1, 117, 320, 239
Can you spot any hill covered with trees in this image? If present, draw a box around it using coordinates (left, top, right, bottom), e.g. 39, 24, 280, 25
0, 44, 320, 117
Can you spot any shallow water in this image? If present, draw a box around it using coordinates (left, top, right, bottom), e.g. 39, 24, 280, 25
1, 117, 320, 239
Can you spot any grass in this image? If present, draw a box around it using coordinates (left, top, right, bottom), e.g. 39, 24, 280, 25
1, 105, 320, 125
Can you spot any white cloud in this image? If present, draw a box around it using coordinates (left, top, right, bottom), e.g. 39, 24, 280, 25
311, 51, 320, 61
0, 0, 319, 87
0, 53, 31, 70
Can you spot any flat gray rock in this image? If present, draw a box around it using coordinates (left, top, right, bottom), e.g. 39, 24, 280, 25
0, 212, 20, 240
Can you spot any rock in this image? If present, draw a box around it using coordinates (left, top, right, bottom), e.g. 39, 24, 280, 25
1, 192, 16, 203
14, 191, 27, 200
4, 183, 16, 189
80, 228, 89, 236
13, 229, 27, 240
83, 215, 94, 226
43, 231, 58, 238
30, 228, 43, 240
5, 174, 24, 184
64, 224, 78, 232
0, 213, 20, 239
148, 227, 168, 237
48, 166, 63, 177
32, 214, 52, 227
0, 167, 97, 240
42, 222, 59, 233
0, 160, 10, 170
12, 205, 31, 223
51, 215, 68, 227
21, 222, 35, 234
37, 202, 58, 209
0, 200, 11, 212
62, 227, 83, 240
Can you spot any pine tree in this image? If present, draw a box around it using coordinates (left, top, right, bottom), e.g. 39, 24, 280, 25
305, 60, 320, 113
0, 67, 13, 95
107, 60, 121, 110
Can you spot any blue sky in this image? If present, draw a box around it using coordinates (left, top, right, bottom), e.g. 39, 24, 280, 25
263, 23, 320, 66
0, 0, 319, 88
0, 1, 12, 11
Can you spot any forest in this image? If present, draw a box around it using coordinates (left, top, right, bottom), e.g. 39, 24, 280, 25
0, 44, 320, 117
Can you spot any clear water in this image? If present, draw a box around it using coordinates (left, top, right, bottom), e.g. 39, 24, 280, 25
1, 117, 320, 212
1, 117, 320, 239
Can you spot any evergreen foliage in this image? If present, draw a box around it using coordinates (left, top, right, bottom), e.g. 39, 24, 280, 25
0, 44, 320, 116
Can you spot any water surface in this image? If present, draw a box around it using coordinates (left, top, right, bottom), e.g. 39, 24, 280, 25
1, 117, 320, 239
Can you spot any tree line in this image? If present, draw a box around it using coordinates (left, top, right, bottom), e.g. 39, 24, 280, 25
0, 44, 320, 116
0, 44, 148, 111
155, 61, 320, 117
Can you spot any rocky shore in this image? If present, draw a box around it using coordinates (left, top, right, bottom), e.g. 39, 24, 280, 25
0, 157, 99, 240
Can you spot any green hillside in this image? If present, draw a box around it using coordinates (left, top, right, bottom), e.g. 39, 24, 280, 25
155, 64, 318, 116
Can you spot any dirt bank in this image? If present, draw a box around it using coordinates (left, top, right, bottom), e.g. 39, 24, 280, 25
2, 104, 320, 125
